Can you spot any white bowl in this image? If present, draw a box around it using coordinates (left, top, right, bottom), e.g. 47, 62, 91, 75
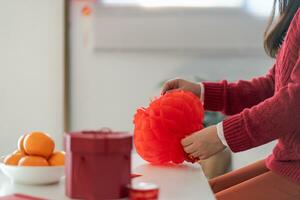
0, 158, 65, 185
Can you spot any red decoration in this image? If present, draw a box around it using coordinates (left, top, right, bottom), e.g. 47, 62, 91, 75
81, 5, 92, 16
133, 90, 204, 164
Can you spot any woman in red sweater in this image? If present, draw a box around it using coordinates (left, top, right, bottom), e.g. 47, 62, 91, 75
162, 0, 300, 199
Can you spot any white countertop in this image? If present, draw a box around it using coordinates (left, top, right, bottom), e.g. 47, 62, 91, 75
0, 154, 215, 200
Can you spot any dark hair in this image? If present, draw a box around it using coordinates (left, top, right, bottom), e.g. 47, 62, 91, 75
264, 0, 300, 58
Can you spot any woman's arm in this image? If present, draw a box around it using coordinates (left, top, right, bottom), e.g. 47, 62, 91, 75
224, 55, 300, 152
203, 65, 275, 115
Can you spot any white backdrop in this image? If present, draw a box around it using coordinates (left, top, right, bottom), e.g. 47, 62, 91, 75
0, 0, 64, 154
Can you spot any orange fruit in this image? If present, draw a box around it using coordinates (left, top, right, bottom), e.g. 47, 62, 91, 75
48, 151, 65, 166
18, 156, 49, 166
24, 131, 55, 158
13, 149, 26, 156
17, 134, 27, 154
4, 153, 25, 166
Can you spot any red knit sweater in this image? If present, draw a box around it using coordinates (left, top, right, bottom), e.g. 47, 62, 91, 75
203, 9, 300, 184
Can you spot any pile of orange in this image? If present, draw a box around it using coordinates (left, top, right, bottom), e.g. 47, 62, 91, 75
3, 131, 65, 167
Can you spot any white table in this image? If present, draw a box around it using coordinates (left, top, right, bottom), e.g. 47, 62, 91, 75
0, 154, 215, 200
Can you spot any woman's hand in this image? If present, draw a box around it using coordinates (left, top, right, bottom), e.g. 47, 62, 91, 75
181, 125, 226, 160
161, 78, 201, 97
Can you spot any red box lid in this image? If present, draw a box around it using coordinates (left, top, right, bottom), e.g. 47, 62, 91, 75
65, 129, 132, 154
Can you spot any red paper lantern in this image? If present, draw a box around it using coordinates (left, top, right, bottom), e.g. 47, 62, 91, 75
133, 90, 204, 164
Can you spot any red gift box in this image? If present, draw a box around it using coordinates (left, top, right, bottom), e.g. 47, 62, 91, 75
65, 129, 132, 200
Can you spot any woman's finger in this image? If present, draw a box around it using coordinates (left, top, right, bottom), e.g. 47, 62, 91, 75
183, 144, 197, 153
161, 82, 172, 95
190, 150, 202, 158
181, 136, 194, 147
161, 79, 179, 95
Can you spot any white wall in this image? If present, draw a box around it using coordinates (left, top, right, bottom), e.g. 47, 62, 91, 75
0, 0, 64, 154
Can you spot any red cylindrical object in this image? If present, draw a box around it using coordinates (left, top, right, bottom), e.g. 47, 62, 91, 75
129, 182, 159, 200
65, 130, 132, 200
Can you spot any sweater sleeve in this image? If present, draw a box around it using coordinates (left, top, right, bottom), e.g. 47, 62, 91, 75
223, 55, 300, 152
202, 65, 275, 115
